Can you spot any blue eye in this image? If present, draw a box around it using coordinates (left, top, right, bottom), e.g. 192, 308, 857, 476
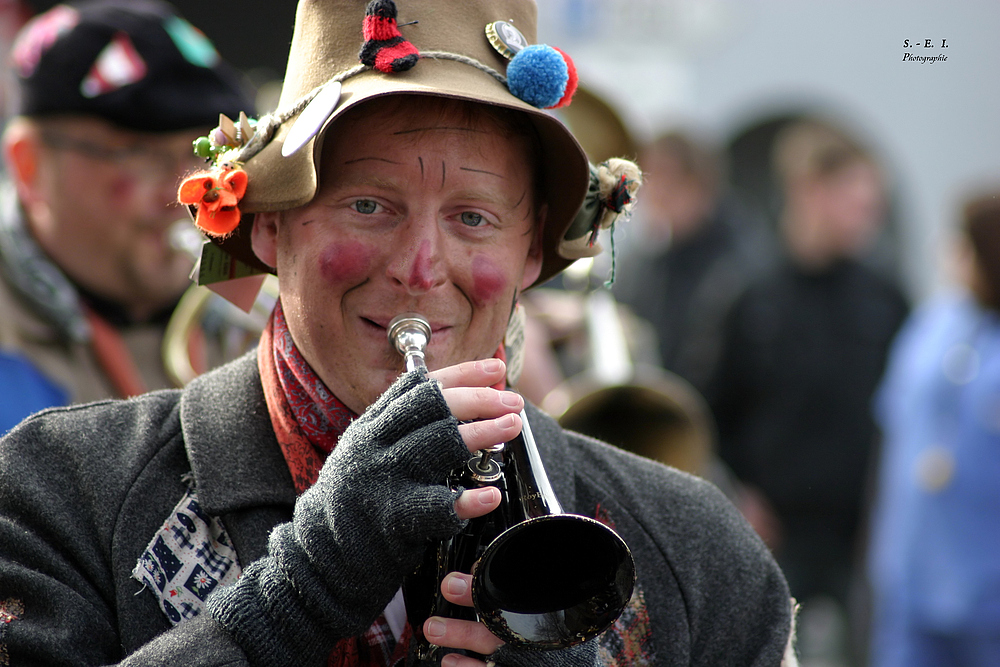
461, 211, 484, 227
353, 199, 378, 214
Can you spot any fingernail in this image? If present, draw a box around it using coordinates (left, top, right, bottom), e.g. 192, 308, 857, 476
498, 413, 517, 428
446, 575, 468, 596
426, 618, 446, 639
482, 358, 502, 373
478, 486, 499, 505
500, 391, 521, 407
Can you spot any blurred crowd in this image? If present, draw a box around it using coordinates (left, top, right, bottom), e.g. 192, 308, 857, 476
520, 93, 1000, 667
1, 2, 998, 667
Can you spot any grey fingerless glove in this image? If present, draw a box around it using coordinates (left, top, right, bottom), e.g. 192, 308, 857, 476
208, 370, 471, 666
486, 639, 601, 667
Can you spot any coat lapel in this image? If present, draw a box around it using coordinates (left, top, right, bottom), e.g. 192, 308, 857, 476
179, 351, 295, 561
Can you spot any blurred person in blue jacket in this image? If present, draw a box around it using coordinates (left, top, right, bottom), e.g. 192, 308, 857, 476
868, 191, 1000, 667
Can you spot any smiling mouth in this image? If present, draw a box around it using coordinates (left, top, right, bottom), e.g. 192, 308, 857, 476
362, 316, 450, 338
361, 317, 386, 332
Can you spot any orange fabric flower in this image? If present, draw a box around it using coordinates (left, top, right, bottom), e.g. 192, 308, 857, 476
178, 167, 248, 237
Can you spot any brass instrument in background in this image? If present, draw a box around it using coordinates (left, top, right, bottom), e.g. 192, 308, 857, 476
388, 314, 635, 663
162, 277, 278, 386
163, 221, 279, 387
542, 83, 714, 475
534, 265, 714, 477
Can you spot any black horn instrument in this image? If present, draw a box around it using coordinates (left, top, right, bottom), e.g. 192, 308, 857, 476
387, 313, 635, 663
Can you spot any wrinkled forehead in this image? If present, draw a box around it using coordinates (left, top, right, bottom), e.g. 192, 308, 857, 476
322, 94, 538, 160
316, 94, 544, 201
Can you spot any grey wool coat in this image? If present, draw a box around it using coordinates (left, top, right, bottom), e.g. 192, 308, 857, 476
0, 352, 793, 665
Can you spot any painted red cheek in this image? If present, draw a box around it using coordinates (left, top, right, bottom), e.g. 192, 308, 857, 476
319, 241, 375, 284
471, 254, 510, 305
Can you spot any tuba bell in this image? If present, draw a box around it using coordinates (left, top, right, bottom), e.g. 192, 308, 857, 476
388, 314, 635, 663
532, 261, 714, 477
162, 220, 279, 387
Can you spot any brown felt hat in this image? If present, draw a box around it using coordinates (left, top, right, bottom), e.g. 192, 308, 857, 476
215, 0, 591, 287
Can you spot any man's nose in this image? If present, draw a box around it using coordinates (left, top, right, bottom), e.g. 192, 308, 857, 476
386, 217, 447, 294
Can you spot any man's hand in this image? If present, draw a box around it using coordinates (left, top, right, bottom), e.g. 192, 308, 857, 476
421, 360, 603, 667
426, 358, 516, 664
431, 358, 523, 454
424, 573, 503, 667
208, 362, 500, 666
420, 573, 603, 667
429, 358, 519, 522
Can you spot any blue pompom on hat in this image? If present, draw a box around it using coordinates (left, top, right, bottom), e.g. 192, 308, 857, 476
506, 44, 569, 109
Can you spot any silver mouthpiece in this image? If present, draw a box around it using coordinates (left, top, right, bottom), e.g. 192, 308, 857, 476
388, 313, 431, 372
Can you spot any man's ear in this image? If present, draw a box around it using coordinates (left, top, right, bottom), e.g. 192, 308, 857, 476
520, 204, 547, 290
250, 211, 280, 269
2, 120, 42, 208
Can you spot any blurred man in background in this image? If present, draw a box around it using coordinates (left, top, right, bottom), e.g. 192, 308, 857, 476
707, 118, 909, 665
613, 130, 766, 395
0, 0, 253, 433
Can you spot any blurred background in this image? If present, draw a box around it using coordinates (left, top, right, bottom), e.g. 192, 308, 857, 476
534, 0, 1000, 301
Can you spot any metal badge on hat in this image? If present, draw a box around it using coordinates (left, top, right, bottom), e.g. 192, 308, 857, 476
485, 20, 527, 59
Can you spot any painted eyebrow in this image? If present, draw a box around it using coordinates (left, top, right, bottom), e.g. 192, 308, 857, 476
342, 157, 402, 165
460, 166, 504, 178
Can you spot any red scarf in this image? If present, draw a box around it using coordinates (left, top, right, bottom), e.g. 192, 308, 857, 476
258, 300, 354, 494
258, 300, 411, 666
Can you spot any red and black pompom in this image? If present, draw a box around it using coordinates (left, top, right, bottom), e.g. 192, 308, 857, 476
358, 0, 419, 73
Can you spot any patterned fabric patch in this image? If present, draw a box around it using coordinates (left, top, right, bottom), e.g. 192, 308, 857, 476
0, 598, 25, 667
329, 612, 411, 667
133, 487, 241, 625
598, 587, 656, 666
163, 16, 219, 68
80, 31, 148, 98
594, 504, 656, 665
